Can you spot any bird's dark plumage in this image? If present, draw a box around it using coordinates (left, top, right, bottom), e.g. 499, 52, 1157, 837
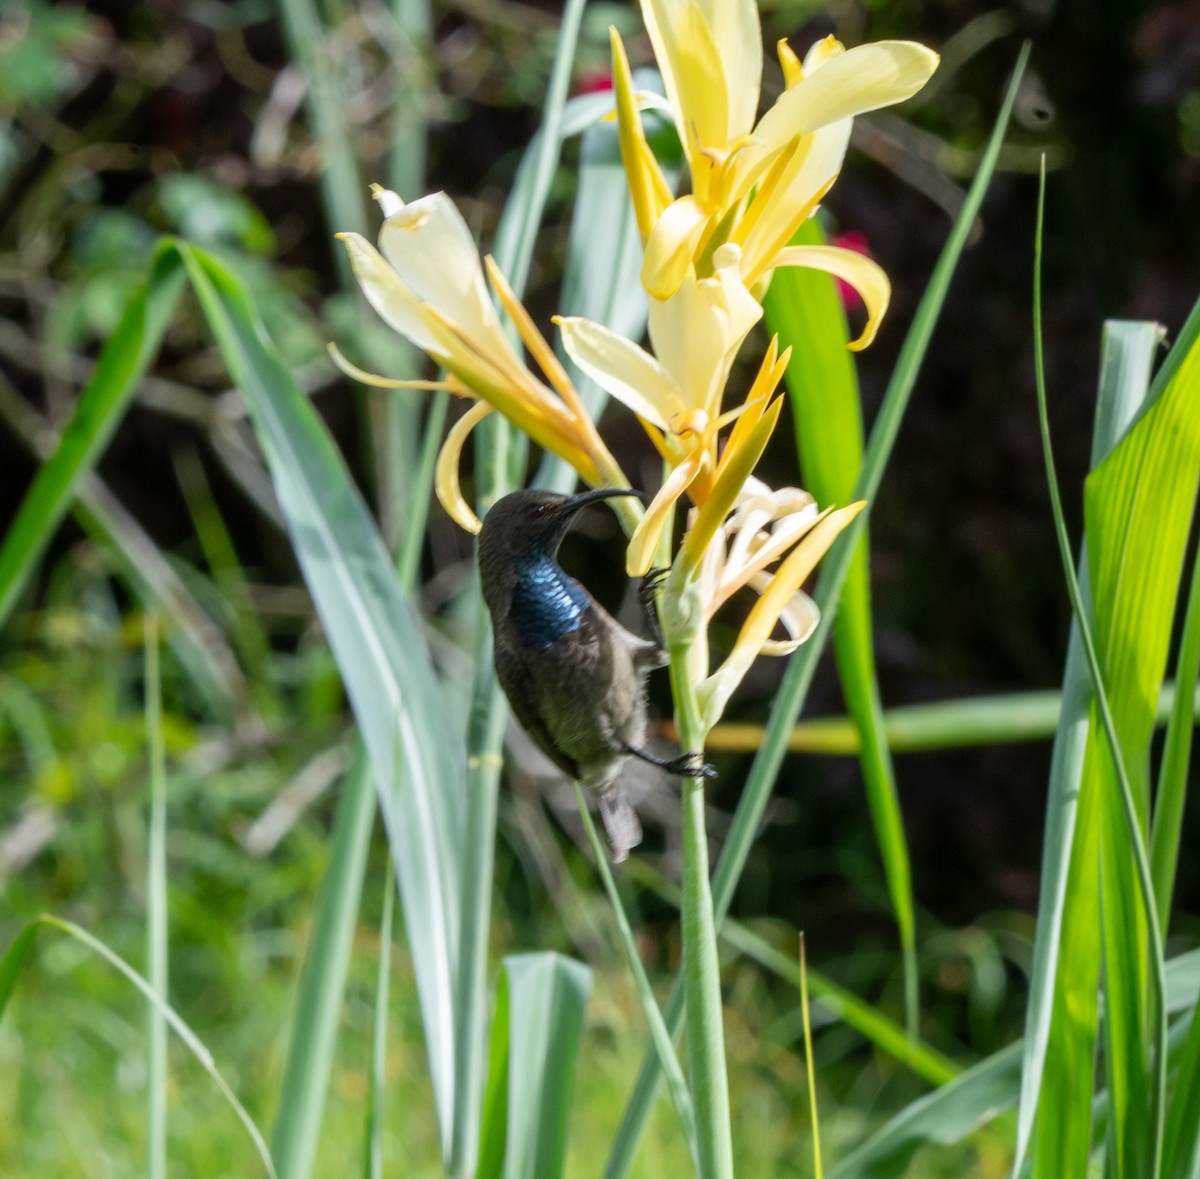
477, 488, 670, 861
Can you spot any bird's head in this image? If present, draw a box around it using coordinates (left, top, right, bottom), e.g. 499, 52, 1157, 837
478, 487, 646, 566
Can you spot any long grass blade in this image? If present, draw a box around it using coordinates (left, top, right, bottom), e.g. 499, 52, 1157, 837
490, 0, 588, 298
0, 245, 184, 629
799, 935, 824, 1179
1163, 1004, 1200, 1179
374, 0, 432, 554
0, 368, 246, 715
1021, 320, 1161, 1178
1031, 161, 1171, 1179
765, 215, 917, 1036
476, 954, 591, 1179
1150, 541, 1200, 922
574, 784, 698, 1164
603, 45, 1030, 1178
0, 917, 278, 1179
145, 616, 168, 1179
177, 241, 466, 1156
829, 1043, 1023, 1179
363, 858, 395, 1179
173, 447, 282, 715
271, 750, 376, 1179
275, 0, 366, 250
705, 682, 1200, 754
625, 858, 958, 1086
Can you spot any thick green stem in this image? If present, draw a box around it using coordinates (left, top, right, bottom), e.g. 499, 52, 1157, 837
668, 623, 734, 1179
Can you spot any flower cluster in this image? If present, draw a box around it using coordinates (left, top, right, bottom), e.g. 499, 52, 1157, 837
337, 0, 936, 733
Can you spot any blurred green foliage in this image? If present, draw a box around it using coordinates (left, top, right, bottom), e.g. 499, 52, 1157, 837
0, 0, 1197, 1174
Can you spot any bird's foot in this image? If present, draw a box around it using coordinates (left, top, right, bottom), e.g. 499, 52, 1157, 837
669, 750, 719, 780
638, 567, 670, 650
621, 741, 717, 779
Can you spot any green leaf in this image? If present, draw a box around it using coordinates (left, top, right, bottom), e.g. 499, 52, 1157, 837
1163, 1005, 1200, 1179
1016, 319, 1166, 1176
271, 750, 376, 1179
828, 1044, 1023, 1179
575, 783, 699, 1164
1028, 167, 1173, 1179
764, 214, 918, 1034
822, 948, 1200, 1178
362, 859, 395, 1179
0, 244, 185, 629
478, 954, 592, 1179
0, 924, 40, 1015
490, 0, 590, 299
175, 241, 466, 1157
1150, 541, 1200, 920
1086, 306, 1200, 785
145, 617, 168, 1179
1085, 300, 1200, 1179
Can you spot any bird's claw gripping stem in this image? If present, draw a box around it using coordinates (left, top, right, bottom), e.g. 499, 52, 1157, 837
621, 741, 718, 780
639, 566, 670, 649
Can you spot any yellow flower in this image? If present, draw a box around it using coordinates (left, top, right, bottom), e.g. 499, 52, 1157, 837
557, 242, 764, 571
612, 5, 938, 346
337, 186, 626, 531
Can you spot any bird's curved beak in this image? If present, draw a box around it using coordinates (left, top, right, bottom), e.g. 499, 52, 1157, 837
546, 487, 647, 548
559, 487, 648, 514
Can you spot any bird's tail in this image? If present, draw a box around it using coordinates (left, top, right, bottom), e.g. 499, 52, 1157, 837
598, 787, 643, 863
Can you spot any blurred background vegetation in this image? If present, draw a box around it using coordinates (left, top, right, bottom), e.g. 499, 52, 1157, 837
1, 0, 1198, 1174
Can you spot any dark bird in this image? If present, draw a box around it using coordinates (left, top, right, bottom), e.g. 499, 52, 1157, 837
478, 487, 714, 861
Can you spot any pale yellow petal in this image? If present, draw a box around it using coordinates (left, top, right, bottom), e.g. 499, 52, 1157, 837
483, 255, 591, 424
327, 342, 452, 390
706, 0, 762, 138
710, 490, 819, 615
376, 191, 511, 357
435, 401, 494, 534
777, 38, 803, 89
337, 231, 444, 355
611, 28, 671, 240
701, 501, 864, 723
646, 244, 762, 420
641, 195, 712, 301
751, 578, 820, 655
556, 315, 684, 429
736, 502, 863, 652
738, 119, 852, 281
722, 338, 787, 460
641, 0, 730, 157
752, 41, 939, 157
802, 34, 845, 74
678, 397, 783, 575
626, 449, 705, 575
770, 244, 891, 349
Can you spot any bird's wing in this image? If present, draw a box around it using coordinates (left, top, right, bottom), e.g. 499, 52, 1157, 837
493, 642, 581, 780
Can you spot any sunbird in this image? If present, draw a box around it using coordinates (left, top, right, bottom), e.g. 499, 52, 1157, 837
478, 487, 715, 861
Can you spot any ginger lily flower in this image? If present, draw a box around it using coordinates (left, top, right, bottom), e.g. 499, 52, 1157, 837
611, 4, 938, 346
337, 186, 627, 531
557, 242, 764, 570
